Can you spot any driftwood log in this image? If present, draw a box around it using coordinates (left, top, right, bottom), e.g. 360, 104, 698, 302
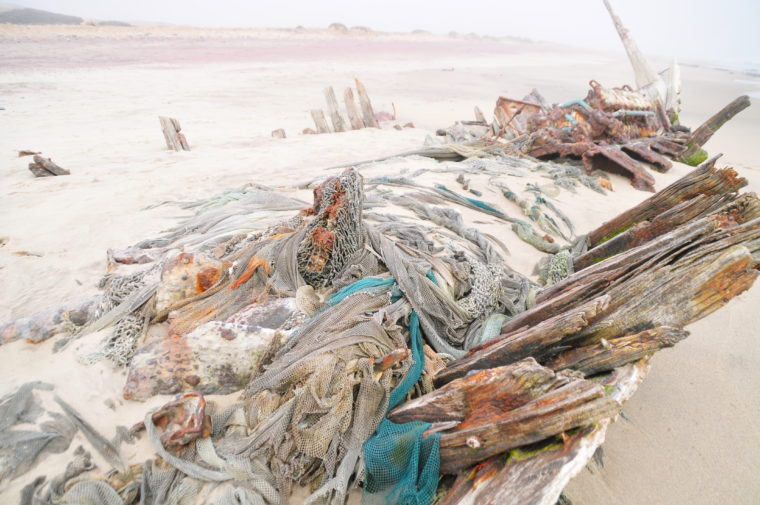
586, 155, 746, 248
680, 95, 751, 165
28, 154, 70, 177
159, 116, 190, 151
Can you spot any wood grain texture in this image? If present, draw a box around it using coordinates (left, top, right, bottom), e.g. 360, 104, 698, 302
343, 87, 364, 130
323, 86, 347, 132
354, 78, 379, 128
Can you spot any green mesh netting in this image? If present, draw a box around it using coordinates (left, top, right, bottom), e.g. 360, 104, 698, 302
362, 311, 440, 505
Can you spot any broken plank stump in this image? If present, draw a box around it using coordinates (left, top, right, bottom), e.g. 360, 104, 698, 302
344, 87, 365, 130
310, 109, 331, 134
474, 106, 486, 123
323, 86, 347, 132
355, 78, 379, 128
159, 116, 190, 151
28, 154, 70, 177
680, 95, 751, 166
271, 129, 286, 139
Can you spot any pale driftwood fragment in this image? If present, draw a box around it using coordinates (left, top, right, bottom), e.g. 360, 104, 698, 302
159, 116, 190, 151
271, 129, 286, 139
474, 106, 486, 123
323, 87, 347, 132
310, 109, 331, 134
354, 78, 379, 128
343, 87, 365, 129
28, 154, 70, 177
18, 150, 40, 157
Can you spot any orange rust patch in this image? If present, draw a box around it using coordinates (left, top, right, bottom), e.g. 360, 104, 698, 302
195, 266, 221, 293
230, 255, 271, 290
693, 254, 757, 318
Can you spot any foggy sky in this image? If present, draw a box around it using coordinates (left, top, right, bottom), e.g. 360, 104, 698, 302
8, 0, 760, 70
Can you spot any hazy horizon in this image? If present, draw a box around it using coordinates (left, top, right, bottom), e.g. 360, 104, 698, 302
5, 0, 760, 71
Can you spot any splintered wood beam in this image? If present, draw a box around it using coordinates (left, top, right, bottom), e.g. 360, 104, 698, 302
310, 109, 331, 134
680, 95, 751, 164
435, 295, 610, 386
548, 326, 688, 376
437, 379, 620, 473
437, 361, 648, 505
587, 158, 746, 248
28, 154, 70, 177
354, 78, 379, 128
573, 193, 733, 271
323, 86, 347, 132
159, 116, 190, 151
568, 242, 759, 347
343, 87, 365, 130
389, 358, 565, 425
474, 106, 486, 123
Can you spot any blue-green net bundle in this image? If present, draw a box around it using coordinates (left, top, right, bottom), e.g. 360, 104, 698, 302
362, 312, 441, 505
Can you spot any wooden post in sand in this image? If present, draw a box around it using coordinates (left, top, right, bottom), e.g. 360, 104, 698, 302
354, 78, 379, 128
159, 116, 190, 151
324, 87, 347, 132
344, 88, 365, 130
310, 110, 331, 134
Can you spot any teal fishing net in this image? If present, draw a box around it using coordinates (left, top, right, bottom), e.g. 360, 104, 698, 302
362, 312, 440, 505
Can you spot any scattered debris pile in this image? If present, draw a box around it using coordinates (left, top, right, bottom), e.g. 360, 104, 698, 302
1, 2, 757, 504
2, 152, 758, 504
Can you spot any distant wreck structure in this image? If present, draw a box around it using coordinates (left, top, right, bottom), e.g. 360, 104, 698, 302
1, 2, 757, 505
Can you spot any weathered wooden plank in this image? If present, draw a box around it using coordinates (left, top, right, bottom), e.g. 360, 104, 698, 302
680, 95, 751, 165
309, 109, 331, 134
323, 86, 347, 132
438, 379, 620, 473
437, 361, 648, 505
474, 106, 486, 123
343, 87, 364, 129
573, 193, 732, 271
548, 326, 688, 376
587, 157, 746, 247
28, 154, 70, 177
389, 358, 565, 425
435, 295, 610, 386
354, 78, 379, 128
159, 116, 190, 151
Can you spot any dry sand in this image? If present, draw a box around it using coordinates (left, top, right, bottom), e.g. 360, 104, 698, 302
0, 25, 758, 504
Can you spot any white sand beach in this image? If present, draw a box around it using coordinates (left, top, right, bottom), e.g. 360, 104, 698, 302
1, 25, 758, 504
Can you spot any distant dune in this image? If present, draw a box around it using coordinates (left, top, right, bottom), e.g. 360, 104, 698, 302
0, 4, 130, 26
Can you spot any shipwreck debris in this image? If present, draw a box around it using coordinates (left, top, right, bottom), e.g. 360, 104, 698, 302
28, 154, 70, 177
158, 116, 190, 151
